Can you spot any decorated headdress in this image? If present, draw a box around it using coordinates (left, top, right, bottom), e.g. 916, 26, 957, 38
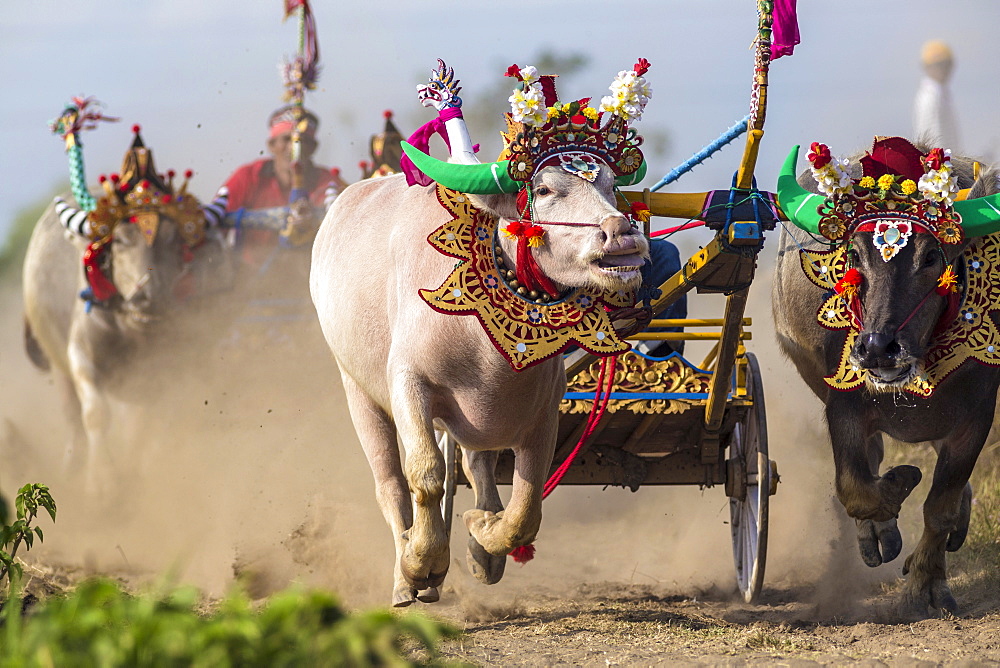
53, 124, 207, 249
777, 137, 1000, 261
500, 60, 649, 185
366, 110, 405, 178
401, 59, 653, 194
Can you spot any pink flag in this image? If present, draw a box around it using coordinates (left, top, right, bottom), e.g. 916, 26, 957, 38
771, 0, 800, 60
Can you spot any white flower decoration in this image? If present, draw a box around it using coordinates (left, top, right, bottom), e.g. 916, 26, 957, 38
600, 70, 652, 122
811, 157, 852, 197
918, 151, 959, 204
509, 84, 547, 126
518, 66, 539, 85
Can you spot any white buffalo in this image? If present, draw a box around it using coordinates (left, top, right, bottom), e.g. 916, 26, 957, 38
23, 177, 228, 492
311, 156, 649, 605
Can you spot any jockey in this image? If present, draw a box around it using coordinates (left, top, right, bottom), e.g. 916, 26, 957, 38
637, 236, 687, 356
213, 105, 337, 265
222, 105, 334, 210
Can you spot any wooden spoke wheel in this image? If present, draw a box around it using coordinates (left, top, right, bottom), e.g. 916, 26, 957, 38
726, 352, 775, 603
436, 429, 457, 538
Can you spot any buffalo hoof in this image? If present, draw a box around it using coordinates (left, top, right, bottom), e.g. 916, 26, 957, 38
400, 559, 448, 591
857, 518, 903, 567
898, 579, 959, 620
392, 585, 417, 608
880, 465, 922, 509
900, 552, 959, 619
399, 531, 450, 590
416, 587, 440, 604
466, 536, 506, 585
947, 485, 972, 552
463, 509, 508, 556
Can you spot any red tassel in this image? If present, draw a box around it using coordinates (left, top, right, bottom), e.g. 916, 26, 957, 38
516, 188, 529, 216
523, 248, 559, 297
83, 242, 118, 301
509, 544, 535, 563
834, 267, 863, 296
515, 236, 537, 292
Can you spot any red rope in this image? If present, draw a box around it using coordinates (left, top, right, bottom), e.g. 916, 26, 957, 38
542, 354, 617, 498
510, 354, 618, 564
650, 220, 705, 237
895, 284, 939, 335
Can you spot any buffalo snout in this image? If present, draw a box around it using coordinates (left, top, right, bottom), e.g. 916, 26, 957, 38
854, 331, 903, 369
600, 215, 642, 254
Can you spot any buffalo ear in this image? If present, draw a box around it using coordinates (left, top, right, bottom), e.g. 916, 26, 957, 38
467, 193, 520, 222
968, 165, 1000, 199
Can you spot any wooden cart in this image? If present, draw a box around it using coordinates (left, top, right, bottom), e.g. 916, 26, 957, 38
438, 0, 786, 603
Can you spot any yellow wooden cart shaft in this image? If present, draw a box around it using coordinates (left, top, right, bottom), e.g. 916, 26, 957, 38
648, 318, 751, 327
735, 129, 765, 191
629, 331, 752, 341
617, 190, 710, 219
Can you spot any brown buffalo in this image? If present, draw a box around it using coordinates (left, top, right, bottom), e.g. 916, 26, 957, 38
773, 137, 1000, 617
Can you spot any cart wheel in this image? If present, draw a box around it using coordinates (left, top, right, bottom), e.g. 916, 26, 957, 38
727, 351, 771, 603
436, 429, 457, 538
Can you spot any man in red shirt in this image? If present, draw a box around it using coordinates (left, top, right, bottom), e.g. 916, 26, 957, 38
223, 106, 333, 209
207, 105, 337, 343
217, 105, 336, 260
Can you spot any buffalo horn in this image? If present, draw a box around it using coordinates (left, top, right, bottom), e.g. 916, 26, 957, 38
776, 145, 825, 235
953, 191, 1000, 237
614, 160, 647, 187
400, 141, 519, 194
54, 197, 92, 237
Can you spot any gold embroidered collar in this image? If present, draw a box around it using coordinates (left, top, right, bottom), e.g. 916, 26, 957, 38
800, 236, 1000, 397
421, 186, 634, 371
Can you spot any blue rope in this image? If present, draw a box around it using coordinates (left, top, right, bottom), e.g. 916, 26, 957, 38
650, 114, 750, 192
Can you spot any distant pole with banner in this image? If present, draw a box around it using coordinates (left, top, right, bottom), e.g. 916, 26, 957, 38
282, 0, 320, 205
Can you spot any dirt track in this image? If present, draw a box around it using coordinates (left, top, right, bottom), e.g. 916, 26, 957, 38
432, 582, 1000, 666
5, 258, 1000, 665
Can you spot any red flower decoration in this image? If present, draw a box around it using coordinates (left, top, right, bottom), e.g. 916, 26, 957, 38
808, 142, 832, 169
630, 201, 651, 224
504, 64, 522, 80
633, 58, 651, 76
834, 267, 864, 296
504, 220, 525, 238
924, 148, 946, 171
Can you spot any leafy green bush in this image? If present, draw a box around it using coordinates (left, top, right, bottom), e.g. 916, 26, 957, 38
0, 484, 458, 665
0, 484, 56, 593
0, 580, 460, 666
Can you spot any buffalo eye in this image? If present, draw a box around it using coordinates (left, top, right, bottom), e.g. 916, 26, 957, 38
923, 252, 940, 268
535, 185, 551, 196
848, 248, 860, 265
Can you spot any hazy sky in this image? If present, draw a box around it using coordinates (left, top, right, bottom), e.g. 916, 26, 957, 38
2, 1, 998, 245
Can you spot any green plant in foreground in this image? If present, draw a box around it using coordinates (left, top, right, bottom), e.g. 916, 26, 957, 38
0, 484, 56, 592
0, 579, 460, 666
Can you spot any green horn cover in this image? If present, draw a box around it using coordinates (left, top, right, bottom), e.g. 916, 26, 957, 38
400, 141, 519, 194
776, 145, 826, 235
953, 191, 1000, 237
614, 159, 647, 187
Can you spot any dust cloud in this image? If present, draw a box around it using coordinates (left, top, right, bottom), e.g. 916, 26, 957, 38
0, 241, 894, 616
